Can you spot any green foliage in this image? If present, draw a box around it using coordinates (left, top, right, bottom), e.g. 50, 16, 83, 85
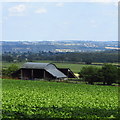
2, 79, 118, 119
2, 55, 13, 62
2, 64, 19, 77
117, 68, 120, 84
79, 64, 118, 85
2, 50, 119, 63
84, 58, 92, 64
101, 64, 118, 85
79, 66, 100, 84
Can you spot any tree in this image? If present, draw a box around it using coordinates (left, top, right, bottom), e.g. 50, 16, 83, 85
2, 64, 19, 77
117, 68, 120, 84
101, 64, 118, 85
79, 66, 100, 84
79, 64, 118, 85
2, 55, 13, 62
84, 57, 92, 64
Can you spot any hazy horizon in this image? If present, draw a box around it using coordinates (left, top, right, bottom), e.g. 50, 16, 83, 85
1, 39, 118, 42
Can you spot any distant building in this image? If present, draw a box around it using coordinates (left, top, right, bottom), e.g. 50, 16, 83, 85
12, 62, 76, 80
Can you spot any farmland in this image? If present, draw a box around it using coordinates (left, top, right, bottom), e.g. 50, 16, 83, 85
2, 79, 119, 119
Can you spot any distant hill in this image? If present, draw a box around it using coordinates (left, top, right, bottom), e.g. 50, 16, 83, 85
1, 40, 119, 53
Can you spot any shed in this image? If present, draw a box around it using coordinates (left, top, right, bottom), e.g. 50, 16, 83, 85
12, 62, 77, 80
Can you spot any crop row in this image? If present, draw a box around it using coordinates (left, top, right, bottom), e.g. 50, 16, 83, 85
2, 79, 119, 119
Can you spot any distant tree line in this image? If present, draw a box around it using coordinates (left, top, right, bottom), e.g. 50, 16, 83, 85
2, 50, 119, 63
79, 64, 120, 85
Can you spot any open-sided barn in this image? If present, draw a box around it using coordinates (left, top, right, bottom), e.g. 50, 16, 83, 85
12, 62, 76, 80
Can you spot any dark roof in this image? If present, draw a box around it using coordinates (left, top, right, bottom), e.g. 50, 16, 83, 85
22, 62, 67, 78
22, 62, 50, 69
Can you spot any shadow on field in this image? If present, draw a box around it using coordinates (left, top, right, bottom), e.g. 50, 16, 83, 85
2, 106, 119, 120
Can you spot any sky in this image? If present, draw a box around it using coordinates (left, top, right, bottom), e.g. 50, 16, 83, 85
1, 0, 118, 41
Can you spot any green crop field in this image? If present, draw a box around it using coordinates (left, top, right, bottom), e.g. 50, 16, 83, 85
2, 79, 119, 119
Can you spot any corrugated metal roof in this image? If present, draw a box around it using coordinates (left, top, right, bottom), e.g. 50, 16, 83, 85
46, 64, 67, 78
22, 62, 67, 78
22, 62, 50, 69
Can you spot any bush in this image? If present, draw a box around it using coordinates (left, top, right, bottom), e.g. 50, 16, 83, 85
101, 64, 118, 85
79, 64, 118, 85
117, 68, 120, 84
2, 64, 19, 77
79, 66, 100, 84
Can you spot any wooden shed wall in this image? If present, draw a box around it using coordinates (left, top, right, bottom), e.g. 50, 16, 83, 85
12, 68, 56, 80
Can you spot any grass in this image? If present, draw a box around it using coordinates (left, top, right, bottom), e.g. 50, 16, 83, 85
2, 61, 24, 68
2, 79, 119, 119
54, 62, 101, 73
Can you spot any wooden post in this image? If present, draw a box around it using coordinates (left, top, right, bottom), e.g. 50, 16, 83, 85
31, 69, 34, 80
43, 70, 45, 78
21, 69, 23, 80
67, 69, 69, 77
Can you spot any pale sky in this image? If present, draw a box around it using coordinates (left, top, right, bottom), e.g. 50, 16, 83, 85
1, 0, 118, 41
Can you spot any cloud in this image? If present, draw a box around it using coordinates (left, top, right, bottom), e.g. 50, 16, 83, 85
56, 3, 64, 7
35, 8, 47, 14
8, 4, 27, 16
